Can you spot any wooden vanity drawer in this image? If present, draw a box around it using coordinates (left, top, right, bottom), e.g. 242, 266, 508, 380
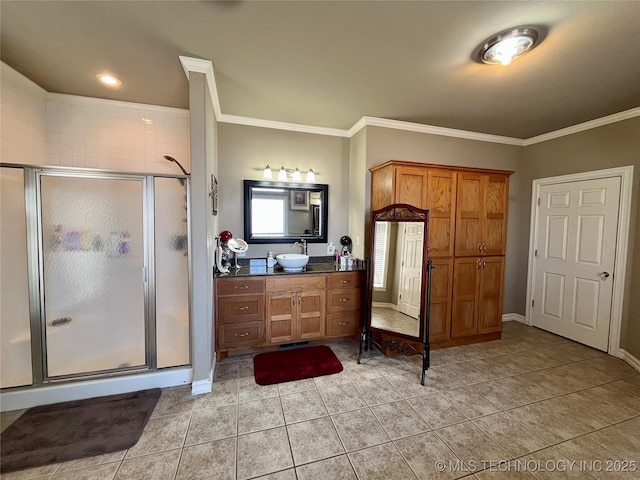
327, 272, 363, 289
218, 295, 264, 324
327, 311, 361, 337
327, 288, 362, 313
216, 277, 265, 296
218, 322, 264, 348
266, 274, 326, 293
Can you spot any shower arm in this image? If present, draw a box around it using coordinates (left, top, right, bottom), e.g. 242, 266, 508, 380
163, 155, 189, 176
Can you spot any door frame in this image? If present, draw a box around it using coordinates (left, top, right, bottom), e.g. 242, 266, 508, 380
525, 166, 634, 356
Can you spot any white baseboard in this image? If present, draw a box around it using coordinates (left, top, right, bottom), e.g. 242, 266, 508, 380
191, 360, 215, 395
619, 349, 640, 373
502, 313, 527, 323
1, 367, 192, 412
372, 302, 398, 310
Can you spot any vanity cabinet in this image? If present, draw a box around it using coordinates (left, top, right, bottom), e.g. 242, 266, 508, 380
370, 160, 511, 348
326, 271, 364, 337
215, 277, 265, 352
265, 275, 326, 344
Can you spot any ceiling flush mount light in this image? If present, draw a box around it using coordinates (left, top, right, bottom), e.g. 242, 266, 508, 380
479, 27, 539, 66
96, 72, 122, 87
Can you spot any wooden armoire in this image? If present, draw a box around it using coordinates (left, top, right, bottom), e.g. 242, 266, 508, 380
370, 161, 513, 347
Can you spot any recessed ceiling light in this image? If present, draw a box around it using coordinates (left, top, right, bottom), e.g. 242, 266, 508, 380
478, 27, 539, 66
96, 72, 122, 87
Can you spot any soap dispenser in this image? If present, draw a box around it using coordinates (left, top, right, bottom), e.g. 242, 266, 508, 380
327, 242, 336, 255
267, 252, 277, 268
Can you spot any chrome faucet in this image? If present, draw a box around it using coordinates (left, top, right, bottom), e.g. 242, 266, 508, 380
294, 239, 308, 255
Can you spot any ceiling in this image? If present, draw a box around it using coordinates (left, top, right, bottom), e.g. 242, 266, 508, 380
2, 1, 640, 139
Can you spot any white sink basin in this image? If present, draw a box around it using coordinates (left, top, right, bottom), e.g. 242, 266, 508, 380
276, 254, 309, 272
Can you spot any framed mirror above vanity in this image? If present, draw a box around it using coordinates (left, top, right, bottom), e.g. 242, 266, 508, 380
358, 203, 433, 384
243, 180, 328, 244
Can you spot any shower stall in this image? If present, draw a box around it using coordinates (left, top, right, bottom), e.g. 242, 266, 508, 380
0, 165, 190, 389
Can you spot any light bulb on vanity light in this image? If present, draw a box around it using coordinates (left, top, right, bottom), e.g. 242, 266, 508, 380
262, 165, 273, 180
306, 169, 315, 183
292, 168, 302, 182
278, 166, 287, 181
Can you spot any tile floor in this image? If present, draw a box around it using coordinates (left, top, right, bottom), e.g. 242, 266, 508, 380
2, 321, 640, 480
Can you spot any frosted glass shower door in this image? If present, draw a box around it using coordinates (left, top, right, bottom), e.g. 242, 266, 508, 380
155, 177, 190, 368
40, 175, 146, 377
1, 167, 33, 387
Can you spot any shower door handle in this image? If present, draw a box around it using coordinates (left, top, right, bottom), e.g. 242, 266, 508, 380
142, 267, 148, 283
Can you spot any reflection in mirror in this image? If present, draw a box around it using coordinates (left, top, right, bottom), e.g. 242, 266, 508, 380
243, 180, 328, 244
370, 221, 424, 337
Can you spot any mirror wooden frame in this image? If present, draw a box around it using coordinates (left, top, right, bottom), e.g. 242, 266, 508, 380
358, 203, 433, 385
243, 180, 329, 244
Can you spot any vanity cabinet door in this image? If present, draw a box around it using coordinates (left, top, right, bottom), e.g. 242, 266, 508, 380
428, 258, 453, 342
426, 170, 457, 258
298, 290, 326, 340
394, 166, 428, 209
266, 292, 296, 344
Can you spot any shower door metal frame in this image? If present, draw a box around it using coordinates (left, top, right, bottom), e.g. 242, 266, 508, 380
0, 163, 190, 388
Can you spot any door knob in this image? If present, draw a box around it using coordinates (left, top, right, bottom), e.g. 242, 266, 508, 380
599, 272, 610, 280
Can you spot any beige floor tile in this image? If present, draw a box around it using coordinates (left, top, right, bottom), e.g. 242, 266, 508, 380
114, 449, 180, 480
276, 378, 317, 396
238, 377, 279, 402
254, 469, 297, 480
151, 386, 196, 418
312, 370, 351, 389
331, 407, 390, 452
435, 422, 510, 469
370, 399, 430, 440
577, 384, 640, 414
238, 359, 254, 378
214, 362, 239, 381
237, 396, 283, 434
394, 431, 466, 480
493, 375, 556, 403
295, 455, 356, 480
317, 383, 367, 414
475, 470, 537, 479
175, 437, 236, 480
385, 371, 439, 397
237, 427, 293, 480
553, 436, 625, 480
506, 404, 581, 444
617, 416, 640, 437
125, 412, 190, 459
440, 387, 501, 419
348, 442, 418, 480
374, 357, 416, 377
280, 389, 328, 424
194, 379, 238, 409
186, 403, 238, 444
520, 447, 598, 479
50, 462, 120, 480
287, 416, 344, 466
343, 360, 383, 381
352, 376, 402, 406
535, 395, 609, 434
0, 463, 61, 480
563, 390, 636, 424
471, 382, 530, 410
587, 425, 640, 460
407, 393, 469, 429
472, 412, 548, 457
57, 451, 126, 472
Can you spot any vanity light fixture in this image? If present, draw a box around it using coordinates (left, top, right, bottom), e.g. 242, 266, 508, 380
478, 27, 539, 66
257, 165, 318, 183
96, 72, 122, 87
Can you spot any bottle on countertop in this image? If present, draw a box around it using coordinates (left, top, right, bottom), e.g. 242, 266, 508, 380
267, 251, 277, 268
327, 242, 336, 255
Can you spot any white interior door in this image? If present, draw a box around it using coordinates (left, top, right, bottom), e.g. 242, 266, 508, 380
531, 176, 621, 351
397, 223, 424, 319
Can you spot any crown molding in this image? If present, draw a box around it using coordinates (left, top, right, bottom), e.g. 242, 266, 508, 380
218, 113, 351, 137
179, 56, 221, 120
523, 107, 640, 146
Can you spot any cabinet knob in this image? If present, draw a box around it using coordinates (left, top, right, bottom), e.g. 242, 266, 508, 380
235, 332, 249, 337
236, 306, 249, 311
340, 280, 351, 284
478, 243, 482, 253
339, 298, 350, 302
339, 321, 350, 325
235, 285, 249, 290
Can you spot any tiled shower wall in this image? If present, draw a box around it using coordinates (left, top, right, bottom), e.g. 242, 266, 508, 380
1, 62, 190, 174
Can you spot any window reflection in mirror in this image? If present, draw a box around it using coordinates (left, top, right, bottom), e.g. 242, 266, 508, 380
371, 220, 424, 337
243, 180, 328, 244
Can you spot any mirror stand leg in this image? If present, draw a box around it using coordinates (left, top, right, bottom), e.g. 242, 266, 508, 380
420, 344, 430, 386
357, 329, 369, 364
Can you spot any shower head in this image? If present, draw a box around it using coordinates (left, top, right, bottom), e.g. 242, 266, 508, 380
163, 155, 189, 176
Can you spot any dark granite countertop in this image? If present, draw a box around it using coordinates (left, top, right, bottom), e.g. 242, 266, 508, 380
214, 256, 366, 278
